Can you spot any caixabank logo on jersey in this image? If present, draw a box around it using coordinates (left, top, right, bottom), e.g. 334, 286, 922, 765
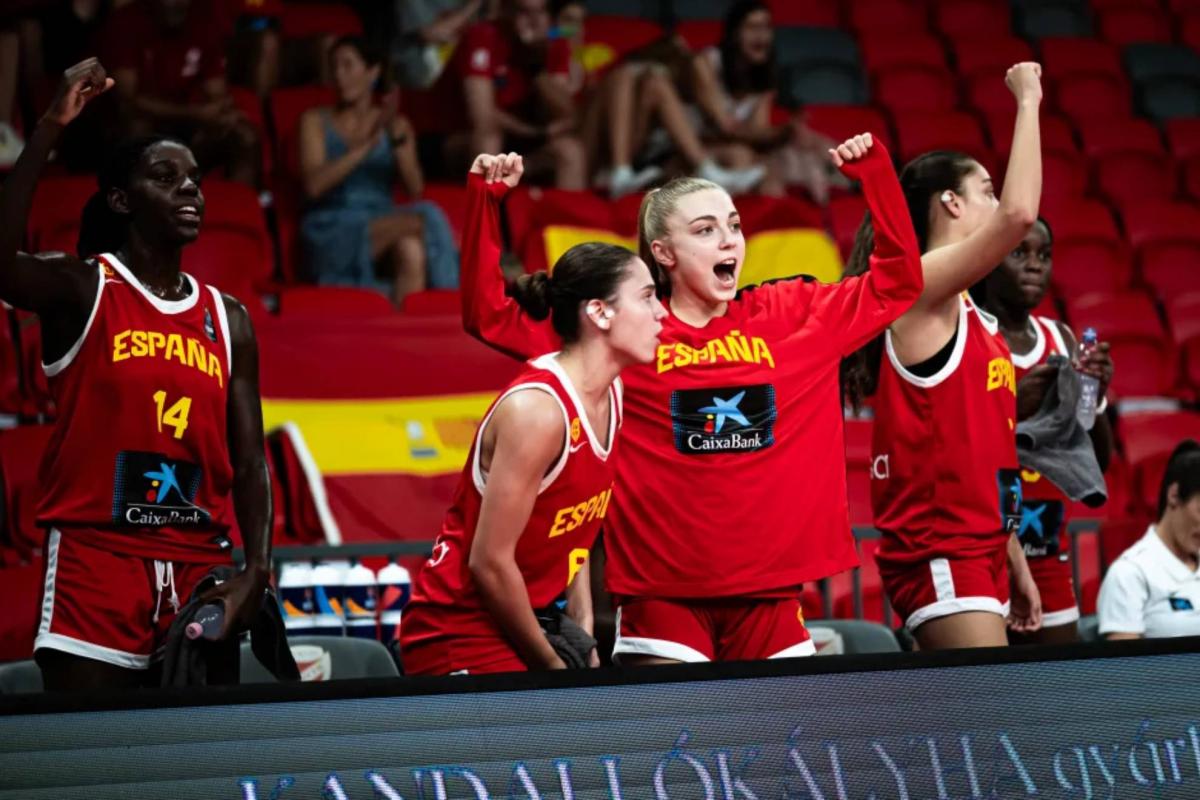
113, 450, 211, 527
670, 383, 776, 454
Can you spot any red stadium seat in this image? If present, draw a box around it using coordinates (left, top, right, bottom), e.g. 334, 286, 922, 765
965, 73, 1026, 115
583, 16, 664, 59
1165, 118, 1200, 160
0, 556, 44, 662
1119, 410, 1200, 514
1097, 5, 1173, 45
0, 424, 53, 561
893, 111, 989, 163
1169, 0, 1200, 12
1065, 292, 1175, 398
1094, 154, 1177, 218
1182, 156, 1200, 204
1181, 11, 1200, 52
192, 178, 274, 288
1040, 198, 1128, 293
27, 175, 93, 253
858, 33, 947, 74
802, 105, 892, 149
1053, 74, 1133, 122
1039, 37, 1125, 82
674, 20, 722, 50
400, 290, 462, 316
278, 2, 362, 39
734, 194, 823, 233
181, 231, 270, 318
410, 183, 469, 247
228, 86, 272, 178
829, 194, 868, 259
1122, 200, 1200, 296
267, 85, 337, 281
933, 0, 1012, 38
875, 69, 959, 113
1078, 118, 1165, 160
848, 0, 930, 34
278, 285, 396, 318
985, 112, 1078, 156
765, 0, 840, 27
1166, 293, 1200, 393
952, 36, 1035, 80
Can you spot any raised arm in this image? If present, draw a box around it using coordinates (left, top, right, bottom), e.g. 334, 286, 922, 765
468, 390, 569, 670
0, 59, 107, 317
914, 64, 1042, 315
774, 135, 923, 354
460, 152, 560, 359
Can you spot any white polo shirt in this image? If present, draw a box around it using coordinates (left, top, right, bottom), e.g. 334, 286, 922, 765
1097, 525, 1200, 638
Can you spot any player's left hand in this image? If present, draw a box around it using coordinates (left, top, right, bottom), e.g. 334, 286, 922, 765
1007, 568, 1043, 634
200, 566, 271, 638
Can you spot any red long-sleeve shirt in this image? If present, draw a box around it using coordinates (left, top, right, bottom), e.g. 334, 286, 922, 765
460, 144, 922, 598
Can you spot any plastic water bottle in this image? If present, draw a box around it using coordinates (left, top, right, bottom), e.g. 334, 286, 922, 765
185, 602, 225, 641
1076, 327, 1101, 431
277, 561, 316, 632
376, 560, 412, 643
310, 560, 348, 636
343, 560, 379, 640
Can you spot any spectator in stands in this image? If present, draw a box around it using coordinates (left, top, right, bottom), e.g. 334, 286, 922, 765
223, 0, 283, 98
973, 218, 1115, 644
437, 0, 586, 190
392, 0, 484, 89
842, 63, 1046, 651
102, 0, 261, 187
1098, 441, 1200, 640
687, 1, 843, 203
299, 35, 459, 305
1, 59, 273, 690
400, 152, 667, 674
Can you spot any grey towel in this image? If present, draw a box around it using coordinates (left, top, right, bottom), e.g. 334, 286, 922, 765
536, 606, 597, 669
1015, 355, 1107, 507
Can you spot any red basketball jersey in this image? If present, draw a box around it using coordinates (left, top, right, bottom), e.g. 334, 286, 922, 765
404, 354, 621, 643
36, 254, 235, 562
1011, 315, 1072, 559
872, 294, 1021, 564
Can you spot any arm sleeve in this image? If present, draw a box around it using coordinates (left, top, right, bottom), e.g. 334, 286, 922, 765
768, 142, 923, 356
460, 172, 560, 360
1096, 560, 1149, 635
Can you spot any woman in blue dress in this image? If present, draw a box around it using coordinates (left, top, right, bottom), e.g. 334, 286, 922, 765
298, 35, 458, 306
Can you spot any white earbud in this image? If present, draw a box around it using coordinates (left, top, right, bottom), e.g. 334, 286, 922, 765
602, 308, 615, 319
940, 191, 953, 204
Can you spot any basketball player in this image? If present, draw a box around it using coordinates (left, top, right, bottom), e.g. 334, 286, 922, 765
459, 135, 923, 664
974, 218, 1114, 644
841, 63, 1045, 650
0, 59, 272, 690
400, 178, 666, 674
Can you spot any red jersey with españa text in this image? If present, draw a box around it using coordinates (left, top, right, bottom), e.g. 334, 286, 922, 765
457, 139, 923, 599
36, 254, 235, 562
872, 294, 1020, 565
403, 354, 621, 643
1011, 315, 1072, 561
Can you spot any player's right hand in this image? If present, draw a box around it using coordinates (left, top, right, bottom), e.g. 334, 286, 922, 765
45, 58, 114, 127
471, 152, 524, 188
1005, 62, 1043, 105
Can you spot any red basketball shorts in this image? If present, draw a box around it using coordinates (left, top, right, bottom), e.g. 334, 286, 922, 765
612, 595, 814, 663
398, 604, 528, 676
1028, 550, 1080, 626
879, 548, 1011, 632
34, 530, 226, 669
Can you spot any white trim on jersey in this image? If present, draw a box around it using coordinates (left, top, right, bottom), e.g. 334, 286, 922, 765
37, 529, 61, 638
885, 294, 970, 389
533, 353, 618, 460
208, 285, 233, 370
611, 607, 711, 663
1042, 606, 1081, 627
973, 297, 1000, 335
471, 382, 571, 497
278, 421, 343, 546
768, 639, 817, 658
43, 263, 106, 377
1041, 315, 1070, 356
101, 252, 201, 315
1009, 316, 1048, 370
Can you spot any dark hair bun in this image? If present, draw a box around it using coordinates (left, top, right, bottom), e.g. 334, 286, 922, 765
511, 271, 554, 321
1169, 439, 1200, 464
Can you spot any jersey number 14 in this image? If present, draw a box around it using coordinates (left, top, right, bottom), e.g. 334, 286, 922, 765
153, 390, 192, 439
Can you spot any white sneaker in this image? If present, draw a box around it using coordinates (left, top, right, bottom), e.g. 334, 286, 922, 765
610, 163, 664, 198
698, 158, 765, 195
0, 123, 24, 168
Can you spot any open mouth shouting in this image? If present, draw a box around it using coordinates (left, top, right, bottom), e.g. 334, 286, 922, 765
714, 257, 738, 290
